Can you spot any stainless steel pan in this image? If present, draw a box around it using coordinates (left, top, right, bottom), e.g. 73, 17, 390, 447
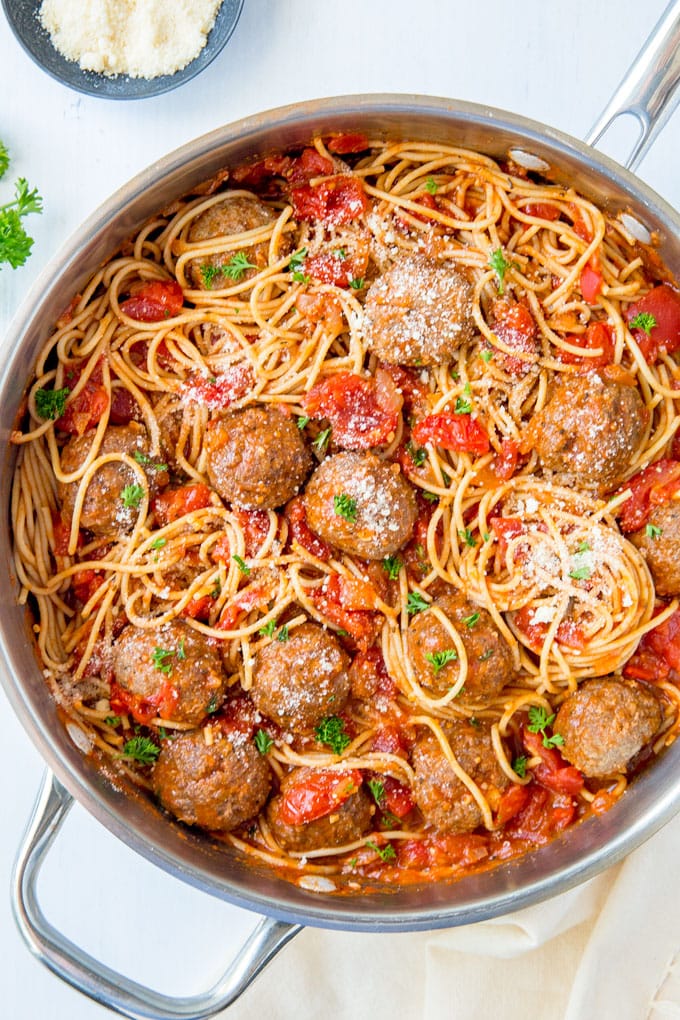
2, 4, 680, 1017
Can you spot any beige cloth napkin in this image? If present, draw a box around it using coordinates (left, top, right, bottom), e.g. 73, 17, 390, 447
222, 812, 680, 1020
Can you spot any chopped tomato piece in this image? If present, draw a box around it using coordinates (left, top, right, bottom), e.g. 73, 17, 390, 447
230, 155, 292, 188
495, 783, 531, 826
216, 584, 267, 631
233, 508, 271, 557
381, 775, 415, 819
580, 263, 603, 304
71, 568, 105, 605
296, 291, 345, 334
521, 202, 561, 221
522, 727, 585, 796
370, 724, 411, 758
325, 133, 369, 154
304, 250, 367, 288
52, 513, 76, 556
491, 299, 538, 375
286, 148, 335, 184
350, 648, 399, 701
278, 768, 363, 825
218, 695, 264, 739
110, 679, 179, 726
181, 594, 216, 621
504, 783, 576, 844
490, 516, 525, 559
109, 386, 141, 425
284, 496, 332, 560
615, 459, 680, 532
626, 284, 680, 363
312, 572, 381, 650
55, 358, 110, 436
379, 363, 430, 416
182, 366, 254, 410
291, 175, 368, 225
395, 192, 439, 227
570, 209, 593, 243
119, 280, 184, 322
303, 371, 401, 449
624, 608, 680, 683
493, 439, 520, 481
513, 605, 587, 651
153, 483, 213, 527
412, 411, 490, 454
558, 321, 615, 368
398, 833, 489, 869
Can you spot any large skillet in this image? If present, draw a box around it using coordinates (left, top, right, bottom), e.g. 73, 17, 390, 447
1, 4, 680, 1017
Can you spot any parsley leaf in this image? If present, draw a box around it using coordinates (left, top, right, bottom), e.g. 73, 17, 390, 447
488, 248, 517, 295
150, 537, 166, 550
119, 736, 160, 765
104, 714, 122, 728
365, 839, 396, 862
646, 523, 663, 540
349, 277, 365, 289
232, 554, 251, 575
478, 648, 495, 662
334, 493, 358, 523
199, 263, 224, 288
425, 176, 438, 194
462, 611, 480, 628
382, 555, 403, 580
629, 311, 657, 336
367, 778, 385, 805
458, 527, 477, 547
223, 251, 257, 280
406, 591, 429, 615
454, 396, 472, 414
152, 647, 175, 674
258, 619, 277, 637
276, 624, 289, 642
133, 450, 167, 470
254, 729, 273, 754
0, 164, 43, 270
287, 247, 308, 271
313, 427, 332, 452
424, 649, 458, 673
406, 441, 427, 466
297, 415, 310, 430
315, 715, 351, 754
480, 348, 494, 363
205, 693, 221, 714
513, 755, 528, 778
35, 386, 69, 420
569, 565, 591, 581
121, 484, 145, 509
527, 705, 564, 748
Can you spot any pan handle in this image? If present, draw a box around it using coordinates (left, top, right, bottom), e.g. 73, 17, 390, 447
11, 770, 302, 1020
586, 0, 680, 170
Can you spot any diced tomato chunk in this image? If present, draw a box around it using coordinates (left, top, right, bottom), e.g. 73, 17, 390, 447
624, 608, 680, 683
216, 584, 267, 631
558, 321, 615, 368
109, 386, 141, 425
325, 133, 370, 154
181, 594, 216, 621
153, 483, 213, 526
55, 358, 110, 436
398, 833, 489, 869
291, 175, 368, 225
381, 775, 415, 819
491, 299, 538, 375
493, 439, 520, 480
626, 284, 680, 363
615, 459, 680, 532
71, 568, 105, 605
490, 516, 525, 558
580, 263, 603, 304
350, 648, 399, 701
110, 679, 179, 726
278, 769, 363, 825
370, 724, 410, 757
513, 605, 587, 651
303, 371, 401, 449
412, 412, 490, 454
181, 366, 254, 410
495, 783, 531, 826
521, 202, 561, 221
522, 727, 584, 795
504, 783, 576, 844
284, 496, 332, 561
119, 280, 184, 322
312, 573, 381, 650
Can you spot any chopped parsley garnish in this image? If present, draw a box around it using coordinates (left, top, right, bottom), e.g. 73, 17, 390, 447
133, 450, 167, 470
406, 591, 429, 615
199, 263, 224, 288
176, 637, 186, 660
569, 565, 591, 581
349, 277, 365, 290
480, 348, 494, 363
313, 427, 332, 452
425, 176, 438, 194
365, 839, 396, 862
205, 693, 220, 714
297, 415, 310, 430
223, 251, 257, 280
478, 648, 495, 661
646, 523, 663, 540
210, 577, 222, 599
462, 611, 480, 628
276, 624, 289, 642
150, 537, 166, 550
121, 484, 145, 509
422, 491, 439, 503
254, 729, 273, 754
35, 386, 69, 420
232, 554, 251, 575
406, 441, 427, 466
424, 649, 458, 673
333, 247, 347, 259
119, 736, 160, 765
527, 705, 565, 749
334, 493, 358, 523
488, 247, 517, 295
104, 714, 122, 728
629, 311, 657, 336
458, 527, 477, 547
152, 647, 175, 674
576, 541, 591, 553
469, 716, 480, 727
292, 270, 311, 284
315, 715, 351, 754
367, 778, 385, 805
454, 396, 472, 414
258, 619, 277, 637
513, 755, 528, 778
382, 555, 403, 580
287, 247, 308, 271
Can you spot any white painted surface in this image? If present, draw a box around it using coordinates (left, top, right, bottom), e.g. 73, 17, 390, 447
0, 1, 677, 1016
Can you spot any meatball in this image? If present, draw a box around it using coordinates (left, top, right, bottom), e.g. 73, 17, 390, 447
629, 501, 680, 596
112, 619, 227, 726
153, 725, 271, 832
304, 451, 417, 559
59, 423, 168, 536
186, 195, 279, 289
408, 592, 514, 699
251, 622, 350, 731
363, 254, 475, 366
205, 404, 312, 509
266, 768, 373, 852
554, 676, 662, 778
529, 373, 648, 492
412, 719, 508, 834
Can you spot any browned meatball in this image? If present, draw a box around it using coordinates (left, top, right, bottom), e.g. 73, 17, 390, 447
304, 451, 417, 559
408, 592, 514, 699
59, 423, 168, 536
629, 501, 680, 596
205, 404, 312, 509
187, 195, 279, 289
112, 619, 227, 725
528, 373, 648, 492
554, 676, 662, 778
412, 719, 508, 834
153, 724, 271, 832
363, 254, 475, 366
251, 622, 350, 731
266, 768, 373, 851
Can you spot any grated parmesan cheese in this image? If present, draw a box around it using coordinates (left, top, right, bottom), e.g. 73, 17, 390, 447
39, 0, 223, 79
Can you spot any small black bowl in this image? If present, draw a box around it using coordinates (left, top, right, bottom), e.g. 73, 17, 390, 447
1, 0, 244, 99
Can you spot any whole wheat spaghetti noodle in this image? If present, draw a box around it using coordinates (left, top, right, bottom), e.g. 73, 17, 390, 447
10, 133, 680, 890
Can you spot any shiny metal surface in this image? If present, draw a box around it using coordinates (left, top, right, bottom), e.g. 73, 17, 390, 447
1, 31, 680, 1018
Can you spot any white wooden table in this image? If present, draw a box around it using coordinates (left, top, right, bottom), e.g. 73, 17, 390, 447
0, 2, 677, 1017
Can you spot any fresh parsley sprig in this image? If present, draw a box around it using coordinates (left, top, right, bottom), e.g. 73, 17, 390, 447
527, 705, 564, 749
0, 143, 44, 270
315, 715, 351, 755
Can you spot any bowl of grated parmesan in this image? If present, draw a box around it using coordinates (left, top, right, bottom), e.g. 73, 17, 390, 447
1, 0, 244, 99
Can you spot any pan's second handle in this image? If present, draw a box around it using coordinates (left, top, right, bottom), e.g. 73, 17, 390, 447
12, 770, 302, 1020
586, 0, 680, 170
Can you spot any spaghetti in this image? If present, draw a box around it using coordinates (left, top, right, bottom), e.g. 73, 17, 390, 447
10, 133, 680, 890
